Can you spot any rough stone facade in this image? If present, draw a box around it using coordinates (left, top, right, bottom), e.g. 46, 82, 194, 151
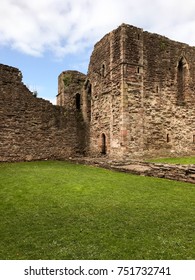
1, 23, 195, 162
80, 24, 195, 159
57, 70, 86, 109
0, 64, 86, 162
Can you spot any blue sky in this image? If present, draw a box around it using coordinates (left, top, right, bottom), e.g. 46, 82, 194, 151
1, 0, 195, 104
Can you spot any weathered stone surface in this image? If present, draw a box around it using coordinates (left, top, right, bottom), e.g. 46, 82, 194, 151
1, 23, 195, 167
0, 65, 86, 162
81, 24, 195, 159
57, 70, 86, 108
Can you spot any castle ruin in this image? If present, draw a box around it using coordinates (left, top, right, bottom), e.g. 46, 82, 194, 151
1, 23, 195, 162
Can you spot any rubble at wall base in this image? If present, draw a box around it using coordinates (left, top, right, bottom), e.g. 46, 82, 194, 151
69, 157, 195, 184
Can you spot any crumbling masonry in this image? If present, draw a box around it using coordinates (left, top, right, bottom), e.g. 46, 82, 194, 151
57, 23, 195, 159
1, 24, 195, 162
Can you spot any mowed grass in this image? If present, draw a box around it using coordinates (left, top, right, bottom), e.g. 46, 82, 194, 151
146, 156, 195, 164
0, 161, 195, 260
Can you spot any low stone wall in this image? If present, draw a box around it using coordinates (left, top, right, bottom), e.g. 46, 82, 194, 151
112, 162, 195, 184
70, 157, 195, 184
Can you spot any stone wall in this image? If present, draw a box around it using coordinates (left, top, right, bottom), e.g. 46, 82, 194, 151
140, 30, 195, 158
69, 157, 195, 184
86, 24, 195, 160
113, 162, 195, 184
87, 26, 124, 157
0, 64, 86, 162
2, 23, 195, 163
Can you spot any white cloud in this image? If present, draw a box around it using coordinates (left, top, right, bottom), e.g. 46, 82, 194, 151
0, 0, 195, 57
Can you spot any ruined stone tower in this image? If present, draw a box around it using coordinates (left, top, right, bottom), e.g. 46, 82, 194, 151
86, 24, 144, 158
57, 70, 86, 109
59, 23, 195, 159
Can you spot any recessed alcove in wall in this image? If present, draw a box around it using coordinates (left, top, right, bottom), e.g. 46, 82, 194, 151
84, 79, 92, 122
101, 63, 106, 77
177, 57, 189, 106
101, 133, 107, 154
75, 93, 81, 110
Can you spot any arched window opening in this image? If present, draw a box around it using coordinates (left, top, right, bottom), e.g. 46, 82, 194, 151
84, 79, 92, 122
166, 133, 170, 143
87, 83, 91, 122
177, 57, 188, 105
75, 93, 81, 110
101, 133, 107, 155
101, 63, 106, 77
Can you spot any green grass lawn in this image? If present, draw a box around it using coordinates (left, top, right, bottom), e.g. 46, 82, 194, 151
0, 161, 195, 260
146, 156, 195, 164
